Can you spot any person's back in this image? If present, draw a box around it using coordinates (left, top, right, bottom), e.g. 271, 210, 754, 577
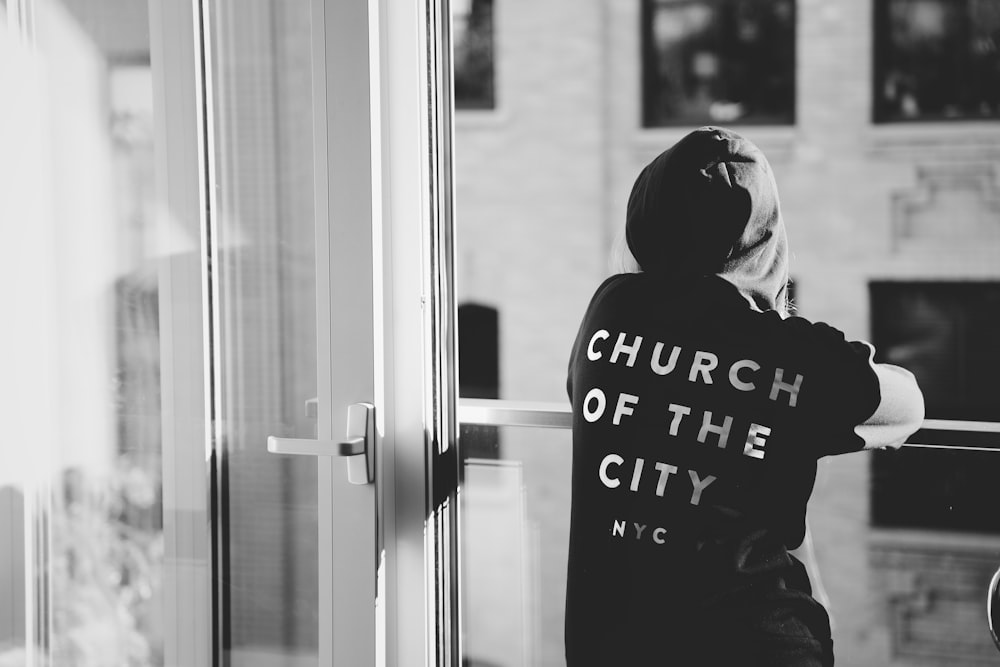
564, 127, 924, 666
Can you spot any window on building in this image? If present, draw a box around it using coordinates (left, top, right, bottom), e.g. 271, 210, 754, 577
459, 303, 501, 458
869, 282, 1000, 533
641, 0, 796, 127
453, 0, 495, 110
874, 0, 1000, 123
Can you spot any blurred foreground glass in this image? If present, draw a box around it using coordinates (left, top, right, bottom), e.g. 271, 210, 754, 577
1, 0, 166, 664
207, 1, 320, 663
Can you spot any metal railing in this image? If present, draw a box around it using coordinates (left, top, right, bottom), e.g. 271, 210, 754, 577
457, 399, 1000, 451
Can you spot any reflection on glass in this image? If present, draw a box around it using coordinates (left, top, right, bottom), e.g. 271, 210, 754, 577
208, 1, 319, 663
1, 0, 164, 664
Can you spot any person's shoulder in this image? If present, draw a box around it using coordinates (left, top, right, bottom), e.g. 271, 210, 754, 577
584, 273, 645, 313
591, 272, 637, 297
770, 314, 873, 359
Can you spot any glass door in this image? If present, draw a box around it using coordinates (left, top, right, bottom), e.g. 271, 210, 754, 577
2, 0, 439, 665
204, 0, 449, 665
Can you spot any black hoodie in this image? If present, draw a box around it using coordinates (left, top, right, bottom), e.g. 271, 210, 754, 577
565, 128, 923, 666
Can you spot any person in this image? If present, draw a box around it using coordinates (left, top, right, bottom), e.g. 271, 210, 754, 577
564, 126, 924, 666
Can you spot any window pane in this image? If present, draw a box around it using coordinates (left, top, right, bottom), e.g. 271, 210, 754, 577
460, 425, 571, 666
874, 0, 1000, 123
642, 0, 796, 127
207, 1, 319, 663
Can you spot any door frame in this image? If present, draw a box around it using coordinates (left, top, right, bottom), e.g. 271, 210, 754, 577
377, 0, 462, 665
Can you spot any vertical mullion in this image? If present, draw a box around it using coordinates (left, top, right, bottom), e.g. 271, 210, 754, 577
425, 0, 462, 664
377, 0, 438, 663
316, 0, 379, 664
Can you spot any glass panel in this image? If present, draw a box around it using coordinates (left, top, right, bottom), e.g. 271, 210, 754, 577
460, 425, 571, 666
1, 0, 172, 664
453, 2, 1000, 665
207, 1, 319, 664
874, 0, 1000, 123
458, 423, 1000, 666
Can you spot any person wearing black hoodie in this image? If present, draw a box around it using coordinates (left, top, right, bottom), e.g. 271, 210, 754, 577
564, 127, 924, 666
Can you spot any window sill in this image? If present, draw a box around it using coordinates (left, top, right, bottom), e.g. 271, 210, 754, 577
867, 121, 1000, 160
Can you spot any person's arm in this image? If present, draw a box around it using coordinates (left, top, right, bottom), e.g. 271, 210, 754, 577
786, 318, 925, 456
855, 360, 925, 450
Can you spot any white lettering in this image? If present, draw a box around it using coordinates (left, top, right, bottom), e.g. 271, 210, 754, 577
629, 457, 645, 492
613, 393, 640, 425
587, 329, 610, 361
612, 519, 626, 537
697, 411, 733, 449
634, 523, 647, 540
667, 403, 691, 436
770, 368, 803, 407
583, 388, 606, 422
654, 462, 678, 497
688, 470, 717, 506
599, 454, 623, 489
610, 333, 643, 368
653, 527, 666, 545
650, 342, 681, 376
689, 351, 718, 384
743, 423, 771, 460
729, 359, 760, 391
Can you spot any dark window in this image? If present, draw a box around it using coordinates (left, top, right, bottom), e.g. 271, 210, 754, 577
874, 0, 1000, 123
453, 0, 495, 110
459, 303, 501, 459
870, 282, 1000, 533
642, 0, 796, 127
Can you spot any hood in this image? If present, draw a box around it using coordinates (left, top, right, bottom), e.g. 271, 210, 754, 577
625, 126, 788, 312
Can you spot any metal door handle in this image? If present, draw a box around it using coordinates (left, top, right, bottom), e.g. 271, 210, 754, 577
990, 564, 1000, 652
267, 402, 375, 485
